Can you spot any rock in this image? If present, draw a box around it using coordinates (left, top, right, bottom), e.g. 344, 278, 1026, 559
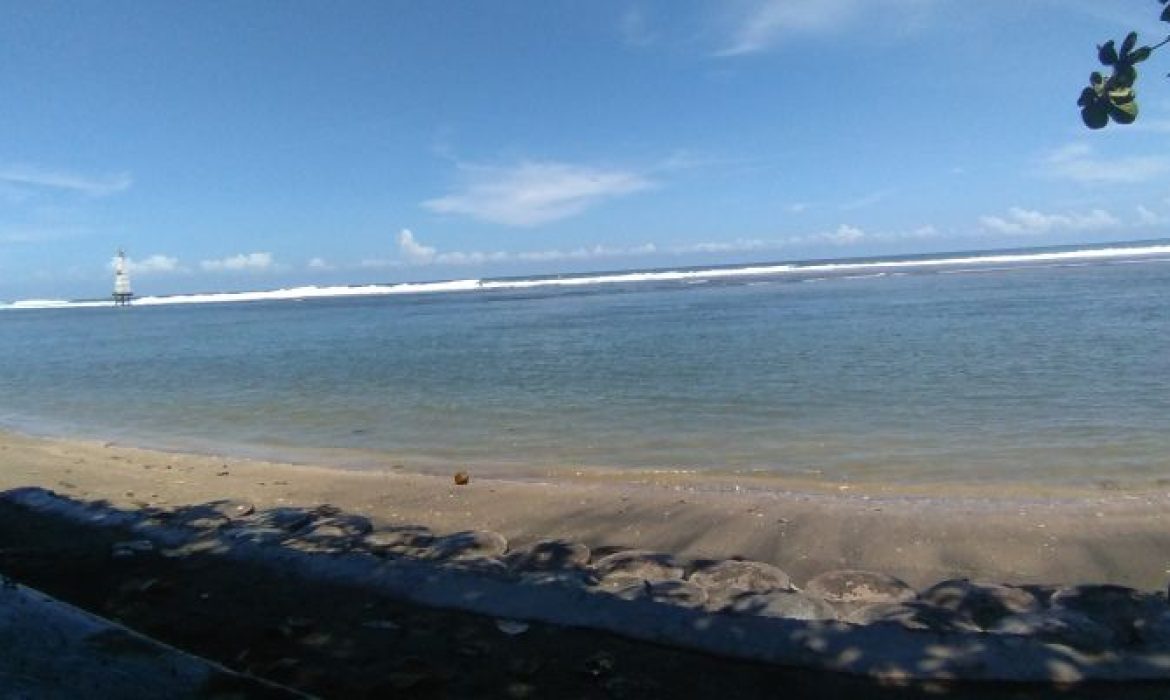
728, 590, 839, 621
506, 539, 590, 572
495, 619, 529, 635
224, 525, 289, 545
645, 580, 708, 608
252, 508, 315, 532
295, 514, 373, 541
309, 504, 342, 518
1135, 609, 1170, 650
690, 559, 792, 594
112, 540, 154, 556
453, 471, 470, 485
443, 557, 512, 578
845, 602, 977, 633
583, 651, 616, 677
805, 569, 915, 605
428, 530, 508, 561
919, 579, 1039, 630
599, 577, 707, 607
519, 570, 595, 589
204, 500, 255, 520
992, 609, 1116, 652
364, 528, 434, 555
592, 550, 684, 583
1050, 584, 1163, 646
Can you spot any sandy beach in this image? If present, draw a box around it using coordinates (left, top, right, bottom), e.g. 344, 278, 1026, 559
3, 428, 1169, 592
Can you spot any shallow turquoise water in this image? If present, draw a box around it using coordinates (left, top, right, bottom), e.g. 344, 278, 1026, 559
2, 247, 1169, 485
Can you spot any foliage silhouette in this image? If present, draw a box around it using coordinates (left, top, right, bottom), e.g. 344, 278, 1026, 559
1078, 1, 1170, 128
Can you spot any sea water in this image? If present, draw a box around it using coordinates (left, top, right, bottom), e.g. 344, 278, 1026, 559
2, 242, 1170, 486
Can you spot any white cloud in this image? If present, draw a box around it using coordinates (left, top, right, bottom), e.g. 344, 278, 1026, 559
716, 0, 934, 56
1039, 143, 1170, 184
423, 161, 654, 227
200, 252, 275, 272
125, 254, 182, 275
979, 207, 1121, 235
680, 223, 939, 255
394, 229, 656, 267
307, 257, 335, 271
396, 229, 437, 264
0, 164, 131, 197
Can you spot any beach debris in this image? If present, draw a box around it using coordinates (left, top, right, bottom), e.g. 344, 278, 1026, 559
111, 540, 154, 558
727, 590, 839, 621
427, 530, 508, 561
592, 550, 684, 583
689, 560, 793, 606
920, 579, 1039, 630
805, 569, 915, 605
495, 619, 530, 635
453, 470, 470, 485
506, 539, 590, 572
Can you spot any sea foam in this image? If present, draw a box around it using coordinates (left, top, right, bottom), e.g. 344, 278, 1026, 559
4, 242, 1170, 310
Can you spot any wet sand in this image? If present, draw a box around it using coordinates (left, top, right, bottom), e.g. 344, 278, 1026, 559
3, 429, 1169, 591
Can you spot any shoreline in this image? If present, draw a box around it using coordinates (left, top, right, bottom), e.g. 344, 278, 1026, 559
4, 428, 1170, 591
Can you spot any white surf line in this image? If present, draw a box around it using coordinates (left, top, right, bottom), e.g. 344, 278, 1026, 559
6, 243, 1170, 310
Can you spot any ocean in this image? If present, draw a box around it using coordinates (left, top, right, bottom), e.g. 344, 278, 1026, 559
3, 241, 1170, 486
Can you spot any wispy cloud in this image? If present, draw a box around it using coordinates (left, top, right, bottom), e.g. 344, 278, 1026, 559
0, 164, 132, 197
1136, 205, 1167, 226
395, 229, 656, 266
423, 161, 654, 227
1038, 143, 1170, 184
840, 189, 893, 211
110, 254, 184, 275
0, 226, 88, 245
307, 257, 335, 271
619, 5, 658, 48
715, 0, 934, 56
979, 207, 1121, 235
200, 252, 276, 272
679, 223, 939, 254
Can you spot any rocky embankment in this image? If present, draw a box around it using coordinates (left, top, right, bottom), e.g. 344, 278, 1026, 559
4, 486, 1170, 685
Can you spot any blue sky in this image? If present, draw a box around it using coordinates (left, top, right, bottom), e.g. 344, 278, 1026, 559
4, 0, 1170, 299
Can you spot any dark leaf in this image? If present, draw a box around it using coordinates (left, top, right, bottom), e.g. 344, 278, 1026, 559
1081, 103, 1110, 129
1108, 99, 1139, 124
1129, 46, 1153, 64
1090, 71, 1104, 86
1121, 32, 1138, 58
1111, 64, 1137, 89
1077, 87, 1097, 107
1163, 4, 1170, 22
1108, 86, 1136, 104
1099, 41, 1118, 65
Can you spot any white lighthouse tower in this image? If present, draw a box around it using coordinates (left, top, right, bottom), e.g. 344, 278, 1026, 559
113, 249, 133, 306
